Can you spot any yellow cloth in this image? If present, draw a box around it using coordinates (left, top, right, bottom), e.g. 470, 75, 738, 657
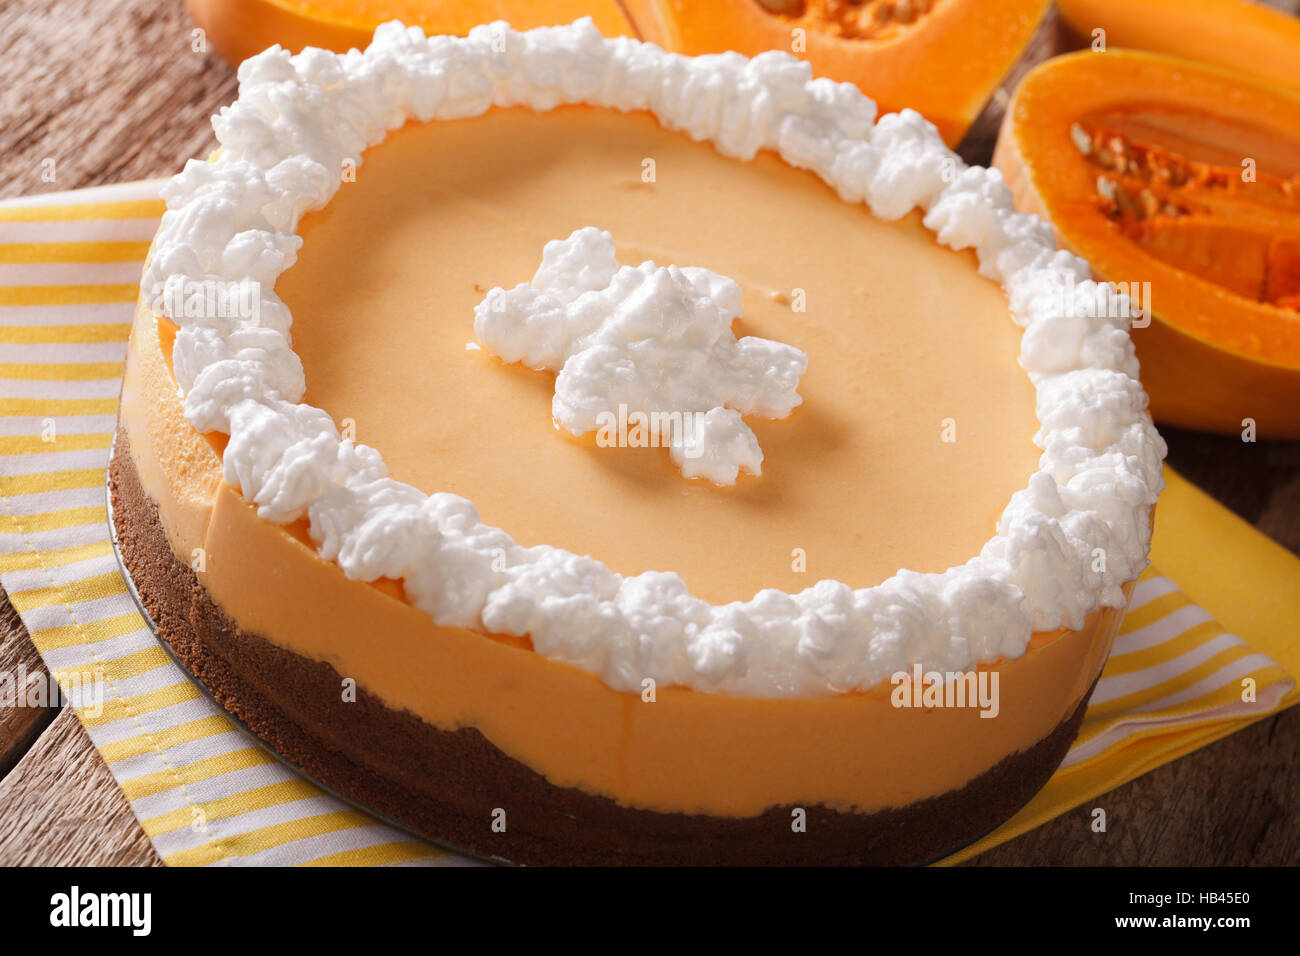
0, 183, 1294, 866
941, 466, 1300, 863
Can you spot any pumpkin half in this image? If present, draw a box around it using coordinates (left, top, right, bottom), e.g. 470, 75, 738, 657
184, 0, 635, 64
626, 0, 1050, 146
1058, 0, 1300, 100
994, 49, 1300, 438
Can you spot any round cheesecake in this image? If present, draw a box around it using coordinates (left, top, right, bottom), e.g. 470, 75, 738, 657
110, 20, 1164, 864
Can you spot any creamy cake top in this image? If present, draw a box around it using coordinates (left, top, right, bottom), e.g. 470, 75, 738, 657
141, 19, 1165, 698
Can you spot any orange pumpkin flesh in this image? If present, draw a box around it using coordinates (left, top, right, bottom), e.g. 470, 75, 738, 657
994, 50, 1300, 438
1058, 0, 1300, 99
184, 0, 635, 63
627, 0, 1050, 147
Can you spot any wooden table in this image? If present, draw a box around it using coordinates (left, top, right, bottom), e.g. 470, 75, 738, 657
0, 0, 1296, 867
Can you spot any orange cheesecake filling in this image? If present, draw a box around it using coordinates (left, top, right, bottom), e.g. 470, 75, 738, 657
119, 104, 1124, 817
278, 105, 1043, 602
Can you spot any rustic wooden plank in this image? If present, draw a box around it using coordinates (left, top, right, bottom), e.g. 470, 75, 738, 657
1164, 426, 1300, 557
0, 706, 162, 866
969, 707, 1300, 865
0, 0, 236, 199
0, 592, 56, 779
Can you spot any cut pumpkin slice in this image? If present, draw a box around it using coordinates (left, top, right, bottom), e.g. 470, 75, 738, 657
1058, 0, 1300, 99
994, 49, 1300, 438
184, 0, 635, 63
626, 0, 1050, 146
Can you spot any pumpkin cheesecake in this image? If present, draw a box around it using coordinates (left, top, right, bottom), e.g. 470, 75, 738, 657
109, 20, 1165, 864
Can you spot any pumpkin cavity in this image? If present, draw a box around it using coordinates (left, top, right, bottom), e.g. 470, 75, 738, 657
752, 0, 940, 41
1071, 111, 1300, 311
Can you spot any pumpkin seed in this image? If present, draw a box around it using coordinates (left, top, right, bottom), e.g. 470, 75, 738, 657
1069, 122, 1092, 156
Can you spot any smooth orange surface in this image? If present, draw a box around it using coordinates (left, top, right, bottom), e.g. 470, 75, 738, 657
120, 104, 1125, 817
1059, 0, 1300, 99
994, 50, 1300, 438
185, 0, 634, 66
280, 106, 1042, 604
626, 0, 1049, 146
118, 304, 221, 558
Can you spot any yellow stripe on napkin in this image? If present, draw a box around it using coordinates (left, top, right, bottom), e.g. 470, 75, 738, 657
939, 479, 1300, 864
0, 183, 449, 867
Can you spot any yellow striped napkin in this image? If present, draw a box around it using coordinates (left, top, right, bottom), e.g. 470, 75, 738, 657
0, 182, 461, 867
1, 182, 1295, 867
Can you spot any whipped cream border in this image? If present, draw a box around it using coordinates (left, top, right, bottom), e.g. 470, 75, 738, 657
143, 18, 1165, 698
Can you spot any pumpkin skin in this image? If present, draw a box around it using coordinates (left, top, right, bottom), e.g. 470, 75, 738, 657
994, 50, 1300, 438
1058, 0, 1300, 99
625, 0, 1050, 147
184, 0, 635, 63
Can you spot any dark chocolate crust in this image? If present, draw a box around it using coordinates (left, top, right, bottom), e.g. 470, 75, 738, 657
109, 431, 1094, 866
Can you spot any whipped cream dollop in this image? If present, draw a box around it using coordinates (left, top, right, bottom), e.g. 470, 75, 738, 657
473, 226, 808, 485
143, 19, 1165, 698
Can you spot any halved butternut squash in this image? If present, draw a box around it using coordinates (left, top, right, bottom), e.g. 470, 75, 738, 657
1058, 0, 1300, 99
184, 0, 635, 64
626, 0, 1050, 146
994, 49, 1300, 437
